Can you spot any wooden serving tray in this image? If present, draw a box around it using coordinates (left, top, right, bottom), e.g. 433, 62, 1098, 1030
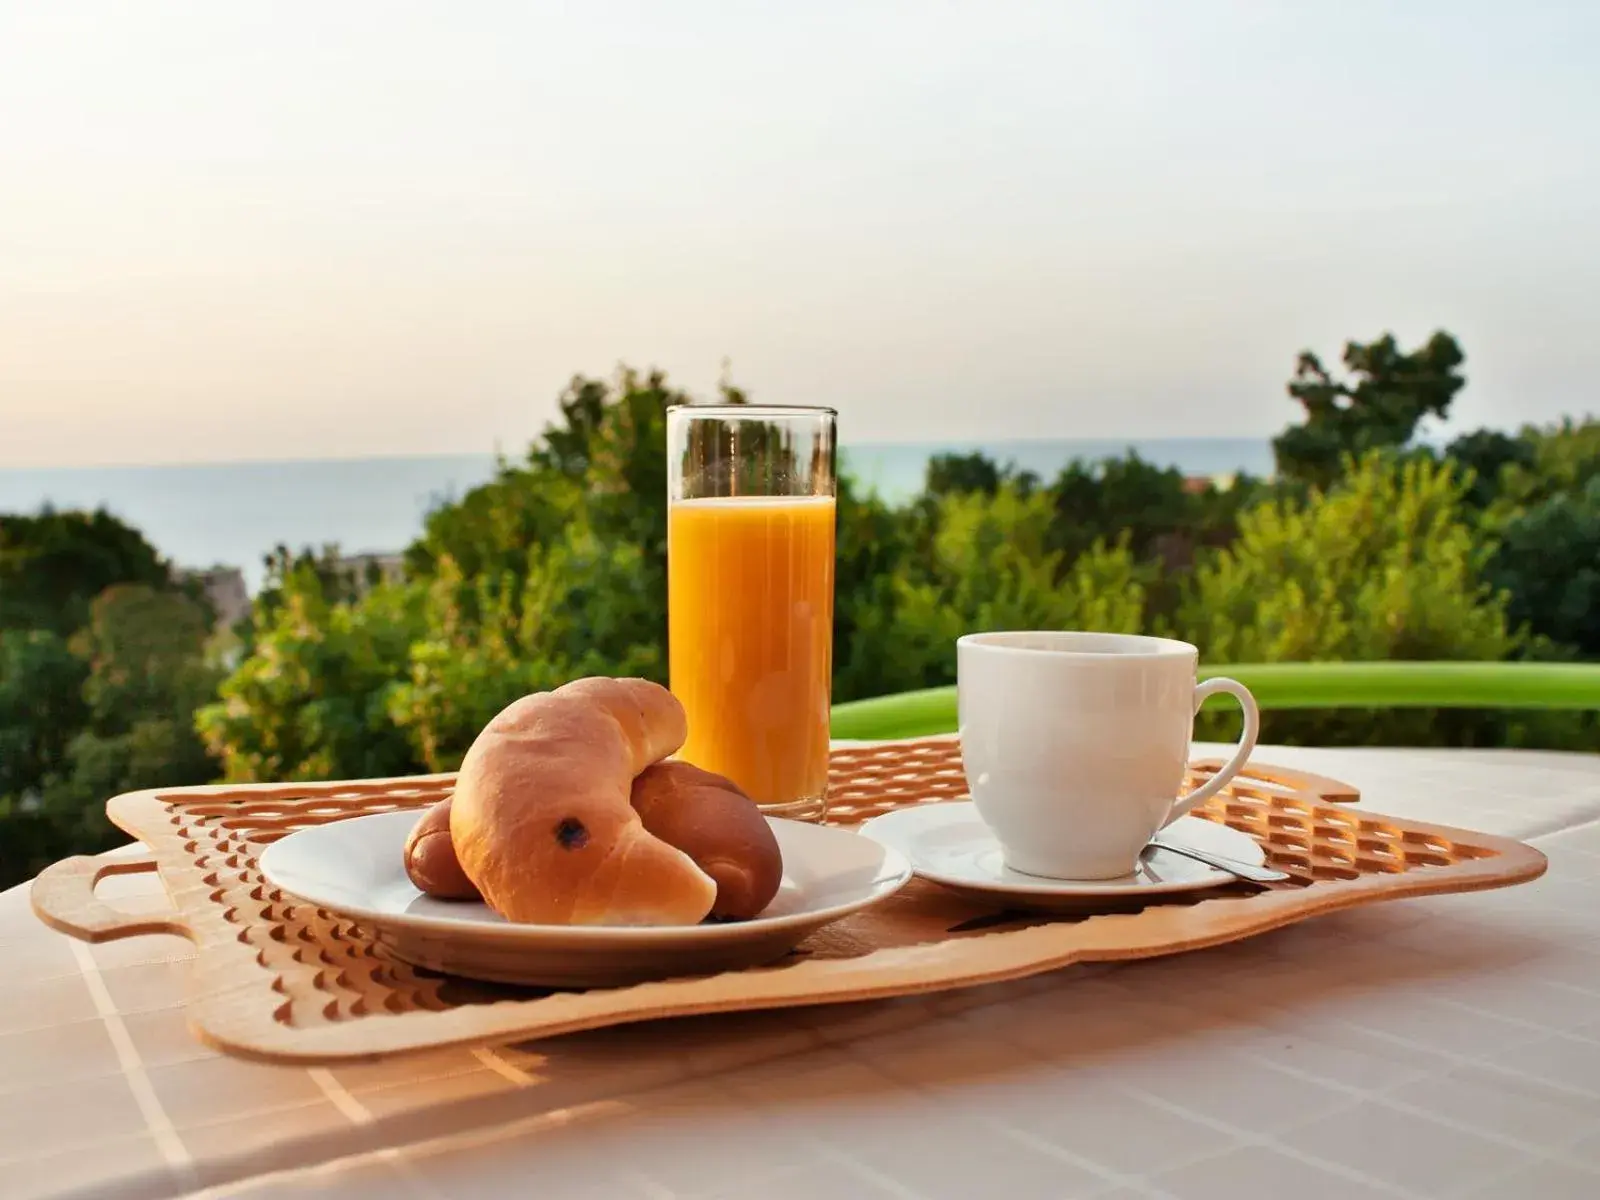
30, 738, 1545, 1065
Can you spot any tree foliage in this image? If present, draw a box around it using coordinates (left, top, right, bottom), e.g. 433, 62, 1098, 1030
0, 629, 88, 801
1273, 331, 1466, 489
1444, 428, 1536, 510
1471, 417, 1600, 660
389, 521, 665, 772
199, 367, 697, 781
1489, 476, 1600, 658
855, 484, 1148, 695
923, 451, 1037, 498
7, 336, 1600, 889
47, 586, 221, 833
1173, 452, 1589, 749
0, 567, 220, 887
1175, 453, 1516, 665
195, 561, 425, 783
0, 509, 171, 636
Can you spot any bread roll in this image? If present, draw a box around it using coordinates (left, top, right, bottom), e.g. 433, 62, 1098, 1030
630, 761, 783, 920
448, 678, 718, 926
402, 797, 481, 900
403, 758, 784, 919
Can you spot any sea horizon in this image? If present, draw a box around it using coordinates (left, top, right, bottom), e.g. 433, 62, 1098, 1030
0, 437, 1275, 592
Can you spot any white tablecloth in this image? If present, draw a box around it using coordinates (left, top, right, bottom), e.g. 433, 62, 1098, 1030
4, 743, 1600, 1200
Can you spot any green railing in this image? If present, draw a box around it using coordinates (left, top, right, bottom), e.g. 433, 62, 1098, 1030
828, 661, 1600, 741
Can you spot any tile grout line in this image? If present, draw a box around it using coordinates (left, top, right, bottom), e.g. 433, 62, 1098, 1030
66, 939, 196, 1186
1313, 1013, 1600, 1102
1432, 981, 1600, 1026
888, 953, 1600, 1187
943, 1008, 1430, 1191
471, 1046, 538, 1085
983, 1121, 1158, 1195
967, 1001, 1552, 1196
1242, 1045, 1600, 1176
807, 1138, 934, 1200
170, 1099, 643, 1200
1453, 1150, 1600, 1199
306, 1065, 443, 1199
306, 1067, 374, 1124
1119, 1084, 1428, 1200
843, 1037, 1198, 1196
614, 1168, 681, 1200
307, 1059, 582, 1197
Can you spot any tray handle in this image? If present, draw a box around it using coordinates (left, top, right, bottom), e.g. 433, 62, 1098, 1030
1189, 759, 1361, 805
30, 852, 193, 944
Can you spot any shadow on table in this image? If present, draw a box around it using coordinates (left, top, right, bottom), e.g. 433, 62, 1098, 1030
115, 894, 1574, 1200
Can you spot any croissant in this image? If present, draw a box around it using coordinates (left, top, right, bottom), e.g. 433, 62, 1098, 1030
406, 759, 785, 921
630, 761, 782, 920
402, 797, 478, 900
448, 678, 717, 926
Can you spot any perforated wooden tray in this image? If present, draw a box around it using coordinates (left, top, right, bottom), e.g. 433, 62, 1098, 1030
30, 738, 1545, 1065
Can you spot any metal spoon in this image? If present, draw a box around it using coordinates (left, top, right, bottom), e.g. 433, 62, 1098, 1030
1147, 836, 1290, 884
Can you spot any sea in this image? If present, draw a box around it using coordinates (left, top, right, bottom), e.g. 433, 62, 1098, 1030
0, 438, 1272, 593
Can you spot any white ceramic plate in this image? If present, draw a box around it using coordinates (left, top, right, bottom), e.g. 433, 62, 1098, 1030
259, 811, 912, 988
857, 802, 1267, 913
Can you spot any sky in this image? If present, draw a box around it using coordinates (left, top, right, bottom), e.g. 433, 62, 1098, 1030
2, 1, 1598, 469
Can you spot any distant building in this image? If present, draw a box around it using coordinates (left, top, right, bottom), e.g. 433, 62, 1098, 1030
178, 566, 251, 628
1182, 472, 1240, 494
178, 552, 403, 631
333, 552, 406, 594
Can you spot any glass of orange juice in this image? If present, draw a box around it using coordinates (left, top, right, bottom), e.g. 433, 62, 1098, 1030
666, 404, 836, 820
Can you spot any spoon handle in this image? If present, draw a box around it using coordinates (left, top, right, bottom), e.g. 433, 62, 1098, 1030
1148, 836, 1290, 884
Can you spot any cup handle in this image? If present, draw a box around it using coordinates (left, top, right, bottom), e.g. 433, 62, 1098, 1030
1163, 677, 1260, 826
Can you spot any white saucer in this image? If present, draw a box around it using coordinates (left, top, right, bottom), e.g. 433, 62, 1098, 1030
857, 803, 1266, 913
259, 811, 911, 988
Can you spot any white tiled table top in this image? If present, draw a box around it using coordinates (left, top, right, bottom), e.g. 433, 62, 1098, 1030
5, 742, 1600, 1200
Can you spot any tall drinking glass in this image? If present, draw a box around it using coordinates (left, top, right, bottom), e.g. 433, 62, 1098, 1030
666, 404, 837, 821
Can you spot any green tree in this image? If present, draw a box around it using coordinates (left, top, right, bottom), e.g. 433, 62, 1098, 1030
862, 484, 1148, 692
832, 473, 930, 703
1172, 452, 1586, 746
405, 458, 571, 585
533, 370, 672, 550
408, 367, 694, 646
0, 585, 223, 889
1489, 417, 1600, 517
922, 451, 1045, 501
24, 335, 1600, 845
72, 584, 217, 720
1489, 477, 1600, 657
1036, 454, 1263, 624
1444, 428, 1535, 510
390, 519, 664, 771
249, 544, 370, 628
0, 629, 88, 802
1177, 453, 1514, 663
196, 562, 425, 782
1046, 453, 1195, 565
47, 585, 221, 820
0, 509, 171, 636
1272, 331, 1466, 489
203, 367, 700, 781
1474, 418, 1600, 661
925, 452, 1002, 497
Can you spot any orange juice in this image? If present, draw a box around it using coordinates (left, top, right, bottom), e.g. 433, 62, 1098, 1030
668, 495, 836, 810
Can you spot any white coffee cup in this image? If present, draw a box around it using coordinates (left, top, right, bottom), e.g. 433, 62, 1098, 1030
956, 631, 1260, 880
